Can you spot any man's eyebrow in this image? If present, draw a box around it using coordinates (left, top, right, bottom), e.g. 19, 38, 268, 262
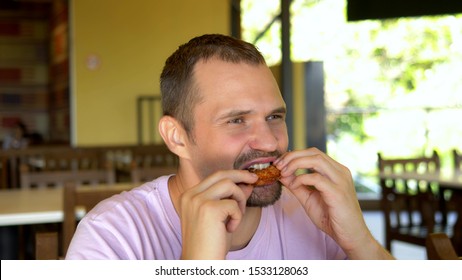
271, 107, 287, 115
216, 107, 287, 122
216, 109, 253, 121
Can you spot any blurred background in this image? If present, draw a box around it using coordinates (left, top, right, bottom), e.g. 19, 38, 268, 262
1, 0, 462, 259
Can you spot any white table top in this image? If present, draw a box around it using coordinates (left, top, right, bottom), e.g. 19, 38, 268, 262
0, 183, 135, 226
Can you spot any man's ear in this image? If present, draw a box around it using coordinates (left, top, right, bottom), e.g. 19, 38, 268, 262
158, 115, 189, 159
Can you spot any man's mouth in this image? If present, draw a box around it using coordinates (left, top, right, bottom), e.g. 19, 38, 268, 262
247, 163, 281, 187
247, 162, 272, 171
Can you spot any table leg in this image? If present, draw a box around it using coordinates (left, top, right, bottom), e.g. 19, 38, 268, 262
0, 226, 19, 259
439, 187, 448, 225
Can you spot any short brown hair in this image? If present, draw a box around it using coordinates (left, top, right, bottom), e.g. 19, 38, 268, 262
160, 34, 266, 137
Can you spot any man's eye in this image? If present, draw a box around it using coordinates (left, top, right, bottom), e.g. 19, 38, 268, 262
228, 118, 244, 124
267, 114, 284, 121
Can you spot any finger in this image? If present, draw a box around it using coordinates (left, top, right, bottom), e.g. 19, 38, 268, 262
276, 149, 347, 183
207, 179, 249, 214
197, 198, 244, 232
278, 153, 336, 180
215, 199, 245, 233
287, 172, 354, 205
278, 172, 296, 188
236, 184, 255, 201
276, 148, 340, 172
287, 172, 329, 193
186, 176, 251, 216
190, 170, 258, 195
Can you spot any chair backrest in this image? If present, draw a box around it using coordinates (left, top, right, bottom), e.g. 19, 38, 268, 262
0, 145, 73, 189
0, 155, 8, 189
29, 149, 104, 172
426, 232, 460, 260
20, 168, 116, 189
378, 150, 440, 177
131, 144, 178, 169
62, 182, 129, 255
378, 149, 440, 197
19, 150, 115, 189
377, 150, 442, 251
130, 144, 178, 184
35, 232, 59, 260
131, 166, 177, 184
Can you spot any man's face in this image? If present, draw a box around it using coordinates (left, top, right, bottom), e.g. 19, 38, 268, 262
186, 58, 289, 207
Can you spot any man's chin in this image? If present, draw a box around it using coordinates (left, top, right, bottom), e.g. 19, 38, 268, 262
246, 182, 282, 207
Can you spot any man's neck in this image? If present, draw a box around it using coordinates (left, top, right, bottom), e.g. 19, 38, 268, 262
229, 206, 261, 251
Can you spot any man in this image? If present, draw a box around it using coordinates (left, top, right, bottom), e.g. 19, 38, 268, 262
66, 34, 393, 260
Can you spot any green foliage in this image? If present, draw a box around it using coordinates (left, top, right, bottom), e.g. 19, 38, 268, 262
327, 90, 377, 143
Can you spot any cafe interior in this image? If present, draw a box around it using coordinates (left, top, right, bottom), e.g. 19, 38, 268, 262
0, 0, 461, 260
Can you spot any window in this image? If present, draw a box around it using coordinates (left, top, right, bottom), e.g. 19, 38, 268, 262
241, 0, 462, 195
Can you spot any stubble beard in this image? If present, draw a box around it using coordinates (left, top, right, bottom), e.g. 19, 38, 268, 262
246, 181, 282, 207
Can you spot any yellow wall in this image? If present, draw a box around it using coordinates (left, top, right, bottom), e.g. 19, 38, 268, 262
71, 0, 230, 145
292, 62, 306, 151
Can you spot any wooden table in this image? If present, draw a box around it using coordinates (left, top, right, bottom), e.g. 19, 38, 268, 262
0, 183, 136, 259
379, 170, 462, 254
0, 183, 136, 226
0, 188, 62, 227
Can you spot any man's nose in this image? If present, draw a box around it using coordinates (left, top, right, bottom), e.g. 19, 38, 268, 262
248, 121, 278, 152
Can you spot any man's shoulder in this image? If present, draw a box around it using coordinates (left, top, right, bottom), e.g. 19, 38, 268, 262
87, 176, 171, 218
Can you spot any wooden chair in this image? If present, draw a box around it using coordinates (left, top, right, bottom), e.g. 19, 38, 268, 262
28, 168, 116, 258
130, 144, 178, 184
19, 149, 115, 189
62, 182, 129, 256
378, 150, 453, 253
0, 145, 72, 189
449, 149, 462, 255
426, 232, 461, 260
20, 151, 116, 258
34, 183, 129, 258
130, 165, 177, 184
35, 232, 59, 260
0, 155, 8, 189
440, 148, 462, 227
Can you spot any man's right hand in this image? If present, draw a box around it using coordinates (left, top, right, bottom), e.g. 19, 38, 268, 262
178, 170, 257, 259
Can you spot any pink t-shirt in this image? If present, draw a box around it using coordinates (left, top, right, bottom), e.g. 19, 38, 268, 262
65, 176, 346, 260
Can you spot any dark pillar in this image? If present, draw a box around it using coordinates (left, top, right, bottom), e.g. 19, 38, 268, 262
231, 0, 241, 38
304, 61, 326, 152
280, 0, 293, 150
